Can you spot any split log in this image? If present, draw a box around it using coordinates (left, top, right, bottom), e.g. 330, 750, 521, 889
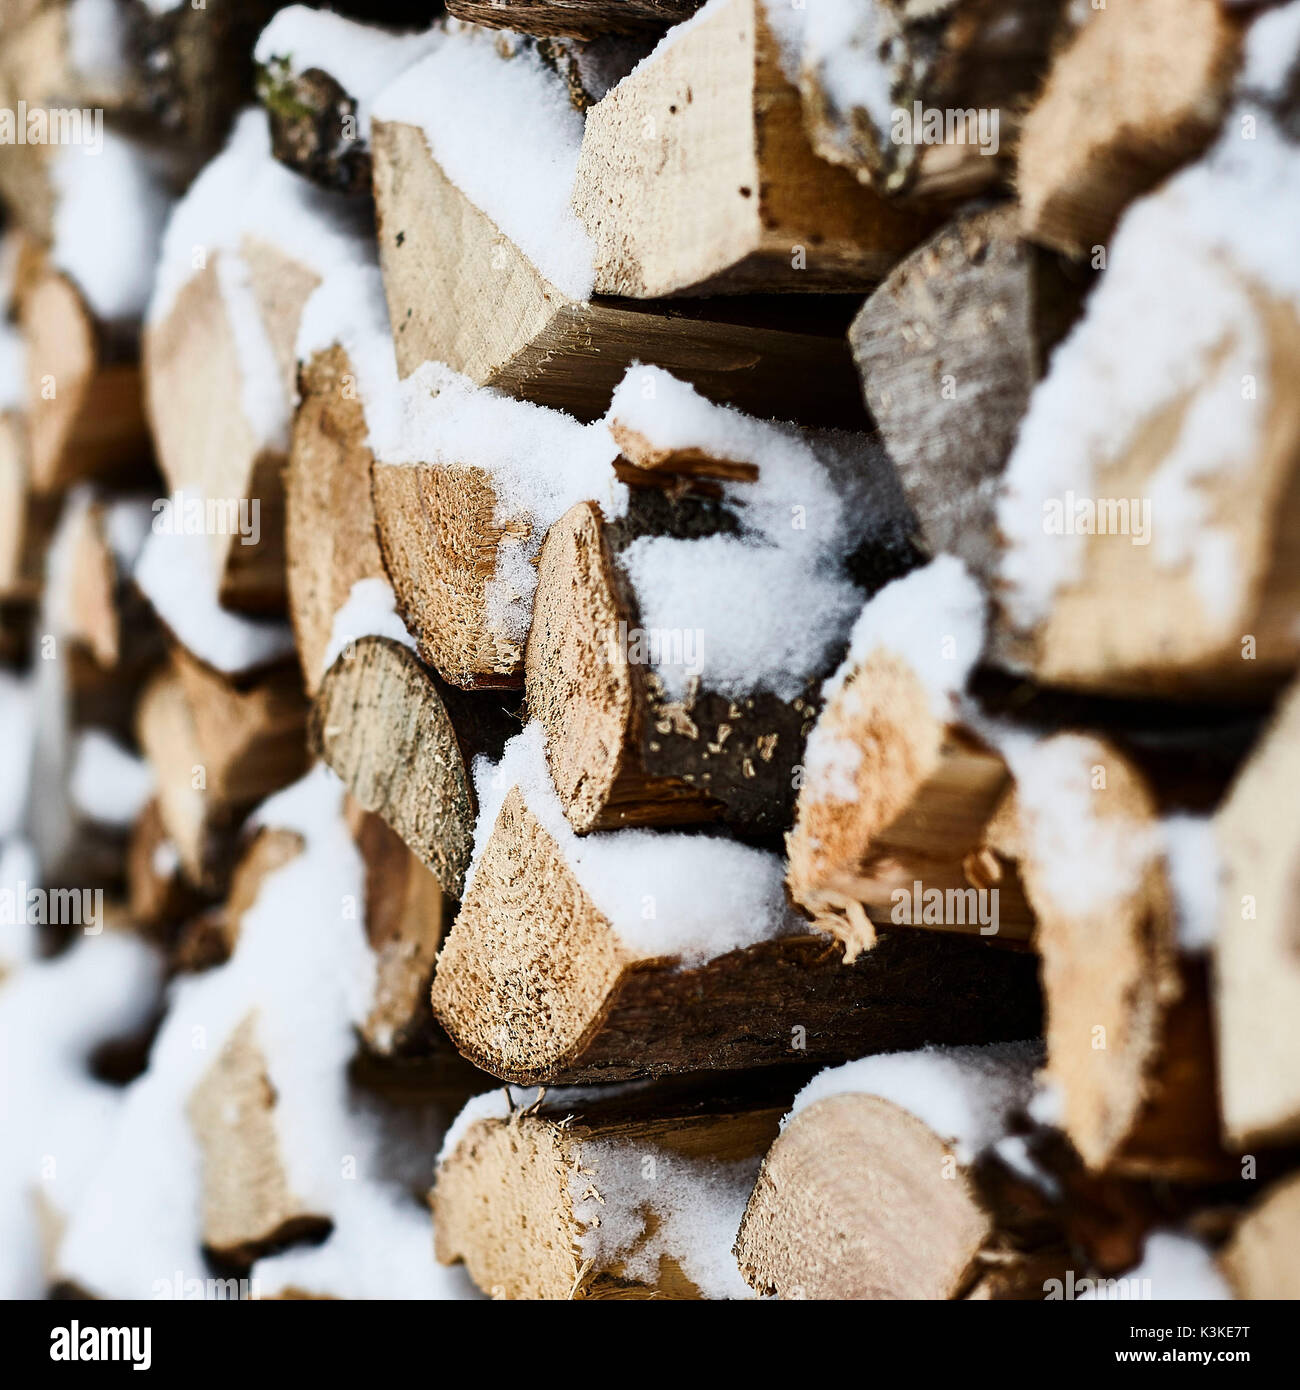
126, 796, 207, 936
1008, 732, 1227, 1178
849, 204, 1087, 588
526, 369, 914, 836
19, 260, 151, 494
169, 646, 309, 814
571, 0, 941, 297
287, 343, 389, 696
309, 636, 517, 899
785, 0, 1068, 199
1220, 1172, 1300, 1300
445, 0, 702, 38
0, 410, 57, 604
345, 799, 447, 1058
1214, 678, 1300, 1149
144, 241, 319, 615
785, 579, 1034, 956
433, 1077, 789, 1299
134, 669, 243, 893
370, 32, 869, 426
1017, 0, 1243, 257
188, 1010, 332, 1265
734, 1044, 1053, 1300
429, 731, 1042, 1084
996, 120, 1300, 697
254, 9, 438, 195
527, 499, 820, 837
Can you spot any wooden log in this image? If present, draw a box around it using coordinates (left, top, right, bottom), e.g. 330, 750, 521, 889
571, 0, 941, 297
144, 242, 317, 615
188, 1010, 332, 1265
1214, 678, 1300, 1149
309, 635, 517, 899
19, 260, 151, 495
849, 204, 1088, 589
370, 32, 869, 426
1007, 732, 1227, 1178
170, 646, 310, 811
345, 798, 447, 1058
433, 1077, 790, 1299
134, 669, 242, 893
445, 1, 701, 39
786, 561, 1034, 959
0, 410, 57, 605
430, 726, 1042, 1084
287, 342, 389, 697
784, 0, 1068, 199
1017, 0, 1243, 257
1220, 1172, 1300, 1300
254, 9, 439, 194
526, 368, 914, 836
734, 1044, 1053, 1299
996, 121, 1300, 697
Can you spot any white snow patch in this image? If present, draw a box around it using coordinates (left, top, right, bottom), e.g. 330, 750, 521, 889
322, 577, 415, 677
787, 1041, 1041, 1164
373, 24, 595, 299
69, 730, 153, 828
1078, 1231, 1233, 1301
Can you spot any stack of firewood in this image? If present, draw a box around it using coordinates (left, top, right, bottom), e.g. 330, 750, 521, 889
0, 0, 1298, 1302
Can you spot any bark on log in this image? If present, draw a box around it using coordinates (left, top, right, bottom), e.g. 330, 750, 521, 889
433, 1076, 792, 1299
786, 642, 1034, 959
286, 344, 389, 697
572, 0, 942, 297
1214, 678, 1300, 1149
445, 1, 701, 39
849, 204, 1087, 589
309, 636, 517, 899
430, 784, 1042, 1084
1017, 0, 1243, 257
793, 0, 1068, 199
371, 116, 869, 427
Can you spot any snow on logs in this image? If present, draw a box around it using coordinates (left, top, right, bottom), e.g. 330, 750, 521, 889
428, 724, 1041, 1085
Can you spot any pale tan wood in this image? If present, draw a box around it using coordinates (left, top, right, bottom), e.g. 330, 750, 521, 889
1018, 0, 1243, 257
572, 0, 939, 297
286, 344, 388, 696
20, 265, 150, 494
433, 1082, 783, 1300
1015, 735, 1225, 1178
188, 1009, 329, 1265
371, 116, 867, 426
786, 648, 1034, 958
1214, 679, 1300, 1149
431, 786, 1042, 1084
144, 239, 320, 614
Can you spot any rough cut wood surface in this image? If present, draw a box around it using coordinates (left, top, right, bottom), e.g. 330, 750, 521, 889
433, 1077, 791, 1299
573, 0, 939, 297
430, 786, 1041, 1084
310, 636, 517, 899
371, 116, 868, 427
